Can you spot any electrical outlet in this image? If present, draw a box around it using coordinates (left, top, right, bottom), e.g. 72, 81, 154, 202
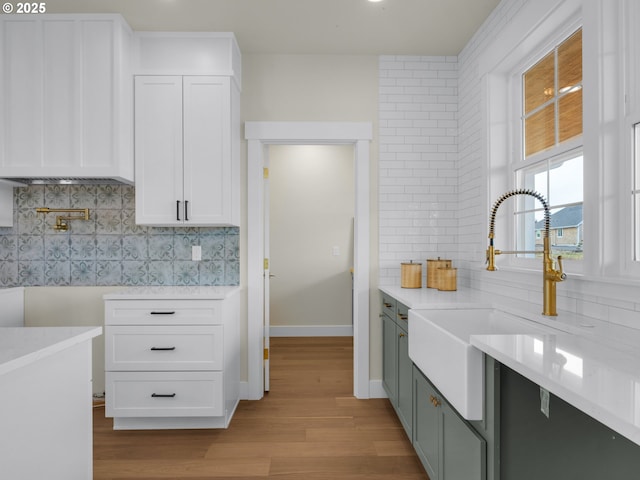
192, 245, 202, 261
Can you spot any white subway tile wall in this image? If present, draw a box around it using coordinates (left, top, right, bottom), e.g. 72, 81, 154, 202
379, 55, 459, 286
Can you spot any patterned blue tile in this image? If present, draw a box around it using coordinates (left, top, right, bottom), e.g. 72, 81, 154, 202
122, 260, 148, 285
225, 258, 240, 285
173, 261, 199, 286
174, 234, 197, 261
45, 235, 70, 261
44, 185, 71, 208
148, 235, 174, 260
0, 185, 239, 288
199, 260, 225, 285
18, 235, 44, 261
71, 261, 96, 286
0, 235, 17, 261
45, 260, 70, 285
0, 261, 18, 287
70, 235, 96, 260
201, 232, 225, 260
17, 210, 45, 235
96, 235, 122, 260
122, 235, 147, 260
148, 261, 173, 286
97, 185, 122, 209
15, 186, 44, 208
96, 261, 122, 286
18, 261, 44, 285
70, 185, 98, 208
96, 210, 122, 234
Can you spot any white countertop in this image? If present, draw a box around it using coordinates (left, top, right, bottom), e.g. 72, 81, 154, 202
472, 331, 640, 446
381, 284, 640, 446
103, 285, 241, 300
0, 326, 102, 376
379, 285, 491, 309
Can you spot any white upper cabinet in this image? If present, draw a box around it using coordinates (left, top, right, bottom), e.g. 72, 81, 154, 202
133, 33, 241, 227
0, 15, 134, 182
134, 75, 238, 226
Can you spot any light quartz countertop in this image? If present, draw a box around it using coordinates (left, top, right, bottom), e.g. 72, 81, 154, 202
379, 285, 491, 310
103, 285, 241, 300
380, 284, 640, 447
0, 326, 102, 376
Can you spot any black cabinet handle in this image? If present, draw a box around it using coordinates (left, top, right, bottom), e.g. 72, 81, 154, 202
150, 346, 176, 351
184, 200, 189, 221
176, 200, 181, 221
151, 393, 176, 398
150, 311, 175, 315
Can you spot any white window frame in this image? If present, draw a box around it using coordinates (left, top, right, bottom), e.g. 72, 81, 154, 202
623, 0, 640, 277
506, 21, 585, 275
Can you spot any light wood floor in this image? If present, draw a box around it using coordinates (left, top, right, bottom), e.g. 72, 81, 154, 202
93, 336, 428, 479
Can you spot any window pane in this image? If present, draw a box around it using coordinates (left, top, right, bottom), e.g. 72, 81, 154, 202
559, 89, 582, 143
524, 52, 555, 114
517, 163, 548, 200
515, 210, 540, 258
549, 154, 583, 205
525, 104, 555, 156
558, 29, 582, 91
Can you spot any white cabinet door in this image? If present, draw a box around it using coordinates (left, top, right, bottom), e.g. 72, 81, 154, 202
183, 76, 231, 225
134, 76, 184, 225
0, 15, 133, 180
135, 75, 236, 226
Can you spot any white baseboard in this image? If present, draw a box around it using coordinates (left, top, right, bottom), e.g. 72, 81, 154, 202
368, 379, 388, 399
240, 380, 388, 401
269, 325, 353, 337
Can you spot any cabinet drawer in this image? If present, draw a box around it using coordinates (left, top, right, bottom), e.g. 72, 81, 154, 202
105, 325, 223, 371
106, 371, 223, 417
381, 291, 397, 319
397, 302, 409, 330
105, 300, 221, 326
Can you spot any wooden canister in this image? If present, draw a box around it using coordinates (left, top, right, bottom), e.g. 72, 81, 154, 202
426, 258, 452, 288
437, 267, 457, 291
401, 262, 422, 288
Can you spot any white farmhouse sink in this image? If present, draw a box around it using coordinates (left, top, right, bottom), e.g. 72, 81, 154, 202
408, 308, 548, 420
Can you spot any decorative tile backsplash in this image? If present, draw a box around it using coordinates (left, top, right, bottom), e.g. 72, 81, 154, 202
0, 184, 239, 287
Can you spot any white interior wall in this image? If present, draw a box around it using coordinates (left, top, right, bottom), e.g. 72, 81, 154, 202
268, 144, 354, 336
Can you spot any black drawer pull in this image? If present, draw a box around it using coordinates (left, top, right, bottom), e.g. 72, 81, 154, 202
150, 346, 176, 351
151, 393, 176, 398
149, 311, 176, 315
176, 200, 181, 221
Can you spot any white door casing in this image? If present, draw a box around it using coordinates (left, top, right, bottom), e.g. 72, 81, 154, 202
245, 121, 372, 400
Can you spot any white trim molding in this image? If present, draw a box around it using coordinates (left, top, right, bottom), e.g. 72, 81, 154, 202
245, 121, 373, 400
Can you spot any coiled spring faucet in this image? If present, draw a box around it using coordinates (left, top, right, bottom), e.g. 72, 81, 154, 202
486, 189, 566, 316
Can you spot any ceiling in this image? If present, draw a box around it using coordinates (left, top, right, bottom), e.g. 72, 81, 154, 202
44, 0, 501, 55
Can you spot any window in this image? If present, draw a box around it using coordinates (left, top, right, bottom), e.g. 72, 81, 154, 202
514, 28, 583, 262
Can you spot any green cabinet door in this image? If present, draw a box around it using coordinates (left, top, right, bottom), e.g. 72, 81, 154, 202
382, 313, 398, 404
441, 401, 486, 480
413, 366, 440, 480
397, 325, 412, 437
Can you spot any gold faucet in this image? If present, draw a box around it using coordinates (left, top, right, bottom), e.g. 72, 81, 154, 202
486, 189, 566, 316
36, 207, 90, 232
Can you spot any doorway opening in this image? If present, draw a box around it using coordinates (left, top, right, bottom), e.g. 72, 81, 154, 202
246, 121, 372, 400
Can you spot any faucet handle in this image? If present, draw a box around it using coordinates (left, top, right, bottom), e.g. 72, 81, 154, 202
556, 255, 567, 280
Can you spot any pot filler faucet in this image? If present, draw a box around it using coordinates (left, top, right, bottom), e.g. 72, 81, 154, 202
486, 189, 566, 316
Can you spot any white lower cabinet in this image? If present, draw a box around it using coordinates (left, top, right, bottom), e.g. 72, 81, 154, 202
104, 290, 239, 430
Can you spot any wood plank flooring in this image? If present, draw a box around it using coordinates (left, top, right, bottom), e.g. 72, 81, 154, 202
93, 336, 428, 479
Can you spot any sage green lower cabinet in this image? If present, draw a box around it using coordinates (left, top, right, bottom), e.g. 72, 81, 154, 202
381, 291, 412, 438
414, 366, 486, 480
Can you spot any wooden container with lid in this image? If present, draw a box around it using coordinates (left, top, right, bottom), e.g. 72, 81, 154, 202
426, 258, 452, 288
401, 261, 422, 288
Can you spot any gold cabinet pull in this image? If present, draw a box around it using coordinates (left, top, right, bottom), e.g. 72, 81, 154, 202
429, 395, 441, 407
